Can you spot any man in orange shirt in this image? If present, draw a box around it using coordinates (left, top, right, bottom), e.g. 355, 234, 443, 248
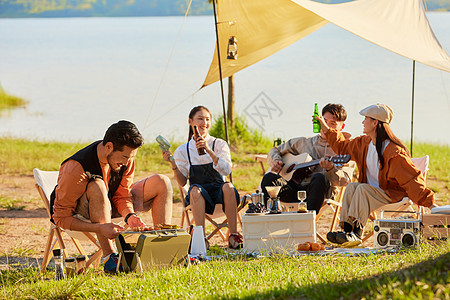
51, 120, 173, 272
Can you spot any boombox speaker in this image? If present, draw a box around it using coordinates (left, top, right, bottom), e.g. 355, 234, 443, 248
373, 211, 422, 248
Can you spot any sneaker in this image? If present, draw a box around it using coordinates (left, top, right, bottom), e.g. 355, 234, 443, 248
335, 232, 362, 245
103, 253, 121, 273
327, 231, 345, 244
228, 233, 243, 249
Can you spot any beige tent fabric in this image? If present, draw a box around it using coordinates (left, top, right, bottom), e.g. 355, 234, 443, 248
291, 0, 450, 72
201, 0, 328, 88
202, 0, 450, 88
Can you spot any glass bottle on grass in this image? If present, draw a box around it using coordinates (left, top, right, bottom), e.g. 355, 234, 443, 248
53, 249, 66, 280
65, 257, 76, 277
76, 255, 86, 274
297, 191, 307, 213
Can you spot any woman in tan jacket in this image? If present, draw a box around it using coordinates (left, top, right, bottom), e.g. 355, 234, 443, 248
316, 103, 437, 244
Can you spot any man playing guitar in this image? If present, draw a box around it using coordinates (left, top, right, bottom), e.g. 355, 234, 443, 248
260, 103, 354, 213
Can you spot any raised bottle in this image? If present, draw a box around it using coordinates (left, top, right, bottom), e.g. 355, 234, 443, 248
313, 103, 321, 133
193, 125, 206, 155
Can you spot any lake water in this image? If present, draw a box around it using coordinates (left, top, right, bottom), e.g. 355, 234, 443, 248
1, 14, 450, 146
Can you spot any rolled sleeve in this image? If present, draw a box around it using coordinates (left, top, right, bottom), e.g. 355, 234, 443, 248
111, 160, 136, 217
174, 146, 190, 178
213, 139, 232, 176
325, 161, 355, 187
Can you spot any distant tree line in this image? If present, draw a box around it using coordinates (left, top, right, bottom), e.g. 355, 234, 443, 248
0, 0, 212, 18
0, 0, 449, 18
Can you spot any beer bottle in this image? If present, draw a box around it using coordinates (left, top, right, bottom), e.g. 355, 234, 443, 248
313, 103, 321, 133
193, 125, 206, 155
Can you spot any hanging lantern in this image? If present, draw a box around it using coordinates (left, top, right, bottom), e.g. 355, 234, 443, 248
227, 36, 238, 60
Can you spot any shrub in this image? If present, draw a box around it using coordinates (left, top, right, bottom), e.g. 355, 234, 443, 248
0, 83, 27, 111
209, 114, 271, 152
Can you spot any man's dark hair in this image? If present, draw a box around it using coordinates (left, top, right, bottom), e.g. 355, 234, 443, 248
103, 120, 144, 151
322, 103, 347, 122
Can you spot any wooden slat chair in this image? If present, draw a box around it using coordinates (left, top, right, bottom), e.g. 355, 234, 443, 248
178, 183, 248, 241
362, 156, 429, 243
34, 168, 104, 273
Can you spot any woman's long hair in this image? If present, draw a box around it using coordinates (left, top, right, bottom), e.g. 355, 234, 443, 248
187, 106, 211, 141
375, 121, 410, 169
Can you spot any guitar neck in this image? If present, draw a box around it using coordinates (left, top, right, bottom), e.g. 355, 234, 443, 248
292, 159, 321, 170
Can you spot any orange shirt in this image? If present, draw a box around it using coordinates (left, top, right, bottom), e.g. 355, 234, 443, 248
52, 159, 135, 230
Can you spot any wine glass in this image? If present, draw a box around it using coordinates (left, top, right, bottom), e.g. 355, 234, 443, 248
297, 191, 307, 213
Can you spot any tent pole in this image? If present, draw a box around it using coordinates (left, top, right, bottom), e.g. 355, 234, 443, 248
212, 0, 232, 182
410, 60, 416, 156
211, 0, 230, 145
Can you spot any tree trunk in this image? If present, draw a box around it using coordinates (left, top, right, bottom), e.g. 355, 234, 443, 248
227, 75, 235, 128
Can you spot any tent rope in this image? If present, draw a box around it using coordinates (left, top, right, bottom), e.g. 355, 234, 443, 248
143, 91, 197, 131
143, 0, 193, 132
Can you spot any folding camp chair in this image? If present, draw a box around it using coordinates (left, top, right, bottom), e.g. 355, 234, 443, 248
33, 168, 104, 273
315, 185, 347, 243
313, 160, 356, 243
361, 155, 429, 242
178, 183, 247, 241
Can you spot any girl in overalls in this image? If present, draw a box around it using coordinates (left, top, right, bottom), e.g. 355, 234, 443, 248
163, 106, 242, 249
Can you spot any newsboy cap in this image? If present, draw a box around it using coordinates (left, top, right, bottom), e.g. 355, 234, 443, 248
359, 103, 393, 124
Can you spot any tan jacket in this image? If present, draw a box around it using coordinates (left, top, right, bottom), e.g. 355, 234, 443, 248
268, 134, 354, 199
325, 128, 435, 207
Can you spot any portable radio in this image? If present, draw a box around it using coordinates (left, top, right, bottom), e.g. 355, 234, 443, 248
373, 211, 422, 248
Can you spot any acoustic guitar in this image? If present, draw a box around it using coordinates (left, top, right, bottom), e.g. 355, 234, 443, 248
269, 153, 351, 184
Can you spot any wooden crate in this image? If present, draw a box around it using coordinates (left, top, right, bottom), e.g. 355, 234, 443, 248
422, 214, 450, 240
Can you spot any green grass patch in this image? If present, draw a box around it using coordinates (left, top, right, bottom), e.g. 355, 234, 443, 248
0, 242, 37, 257
0, 241, 449, 299
0, 138, 448, 196
407, 142, 450, 182
0, 84, 27, 112
0, 196, 25, 211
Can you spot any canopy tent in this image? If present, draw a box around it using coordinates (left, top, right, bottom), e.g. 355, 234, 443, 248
202, 0, 450, 88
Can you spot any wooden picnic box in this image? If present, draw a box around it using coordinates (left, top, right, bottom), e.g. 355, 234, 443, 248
422, 214, 450, 240
242, 212, 316, 253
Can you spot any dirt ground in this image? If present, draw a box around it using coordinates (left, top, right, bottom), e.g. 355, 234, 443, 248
0, 173, 447, 270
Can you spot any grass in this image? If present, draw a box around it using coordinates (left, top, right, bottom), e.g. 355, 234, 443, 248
0, 241, 37, 258
0, 241, 449, 299
1, 137, 449, 194
0, 84, 27, 112
411, 142, 450, 182
0, 196, 25, 211
0, 132, 449, 298
0, 137, 271, 195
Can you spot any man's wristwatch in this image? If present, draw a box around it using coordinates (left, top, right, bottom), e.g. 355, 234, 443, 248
124, 212, 137, 225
